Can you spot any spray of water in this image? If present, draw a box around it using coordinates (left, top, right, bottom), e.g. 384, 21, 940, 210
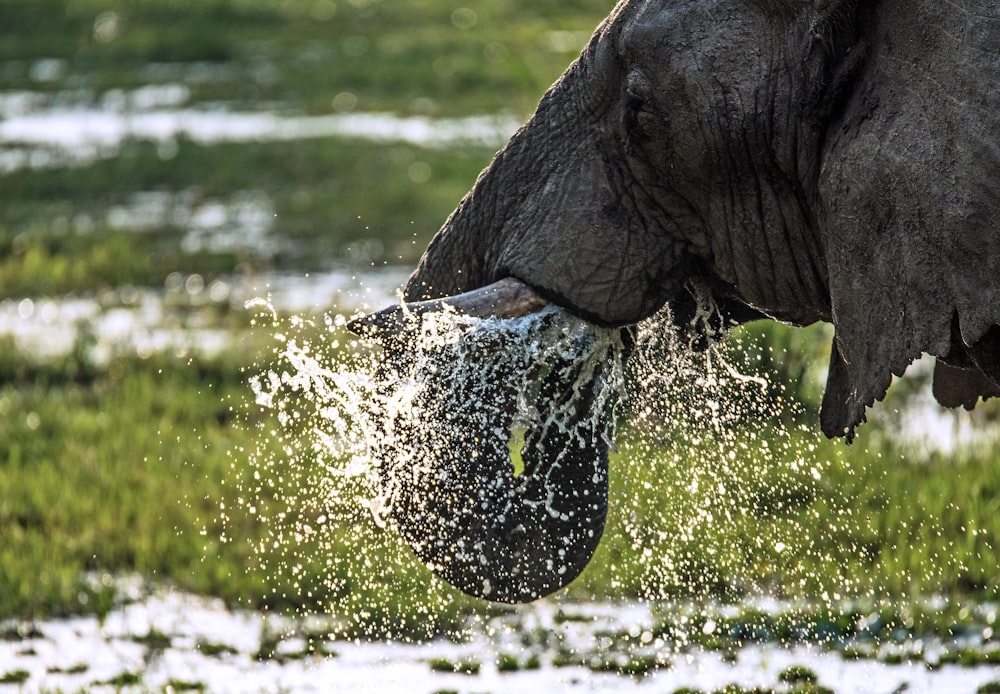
230, 293, 916, 640
361, 305, 623, 527
602, 308, 850, 603
234, 300, 632, 630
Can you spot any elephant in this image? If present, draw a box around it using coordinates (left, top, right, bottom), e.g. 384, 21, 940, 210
349, 0, 1000, 603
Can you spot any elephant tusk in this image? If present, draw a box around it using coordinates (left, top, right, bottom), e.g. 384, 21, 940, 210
347, 277, 549, 339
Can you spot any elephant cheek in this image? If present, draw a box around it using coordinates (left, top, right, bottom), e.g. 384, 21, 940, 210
494, 164, 684, 326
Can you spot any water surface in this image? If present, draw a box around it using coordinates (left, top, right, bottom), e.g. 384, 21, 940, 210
0, 86, 520, 172
3, 580, 998, 694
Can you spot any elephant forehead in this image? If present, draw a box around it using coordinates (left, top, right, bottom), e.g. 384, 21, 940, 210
617, 1, 775, 84
617, 2, 707, 43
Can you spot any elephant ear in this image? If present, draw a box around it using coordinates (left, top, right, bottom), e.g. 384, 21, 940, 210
816, 1, 1000, 439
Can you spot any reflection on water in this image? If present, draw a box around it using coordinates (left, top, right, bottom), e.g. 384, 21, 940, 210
0, 267, 410, 363
0, 86, 521, 172
104, 189, 282, 259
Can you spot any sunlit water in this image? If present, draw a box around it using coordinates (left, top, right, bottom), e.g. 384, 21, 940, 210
4, 576, 998, 694
6, 275, 1000, 690
0, 86, 520, 172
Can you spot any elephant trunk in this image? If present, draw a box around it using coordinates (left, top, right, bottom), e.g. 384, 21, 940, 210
350, 278, 613, 603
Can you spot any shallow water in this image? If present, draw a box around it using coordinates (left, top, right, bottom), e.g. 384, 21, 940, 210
0, 266, 409, 363
0, 86, 520, 172
3, 580, 999, 693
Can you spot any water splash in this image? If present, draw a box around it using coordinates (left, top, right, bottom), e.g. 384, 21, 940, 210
602, 309, 846, 602
235, 301, 629, 626
247, 304, 624, 515
364, 306, 627, 601
233, 294, 977, 638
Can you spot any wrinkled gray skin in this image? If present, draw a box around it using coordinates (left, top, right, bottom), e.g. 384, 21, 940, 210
374, 0, 1000, 602
372, 319, 611, 603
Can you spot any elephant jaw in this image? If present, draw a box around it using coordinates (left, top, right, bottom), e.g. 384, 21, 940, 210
350, 278, 615, 603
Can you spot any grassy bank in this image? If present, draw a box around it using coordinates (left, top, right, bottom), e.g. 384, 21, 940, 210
581, 416, 1000, 602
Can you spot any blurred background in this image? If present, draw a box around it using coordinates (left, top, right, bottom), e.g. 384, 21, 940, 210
2, 0, 999, 646
0, 0, 615, 616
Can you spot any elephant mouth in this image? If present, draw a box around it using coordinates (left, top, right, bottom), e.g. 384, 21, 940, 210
349, 278, 624, 602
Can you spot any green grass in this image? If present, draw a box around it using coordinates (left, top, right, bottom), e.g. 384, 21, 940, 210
3, 0, 614, 116
0, 349, 264, 617
0, 137, 495, 296
0, 224, 240, 298
0, 669, 30, 685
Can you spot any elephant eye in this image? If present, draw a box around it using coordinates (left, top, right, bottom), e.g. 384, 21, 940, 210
623, 72, 655, 142
623, 91, 656, 144
624, 89, 645, 111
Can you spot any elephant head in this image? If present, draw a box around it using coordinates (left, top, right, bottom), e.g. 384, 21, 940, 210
352, 0, 1000, 601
